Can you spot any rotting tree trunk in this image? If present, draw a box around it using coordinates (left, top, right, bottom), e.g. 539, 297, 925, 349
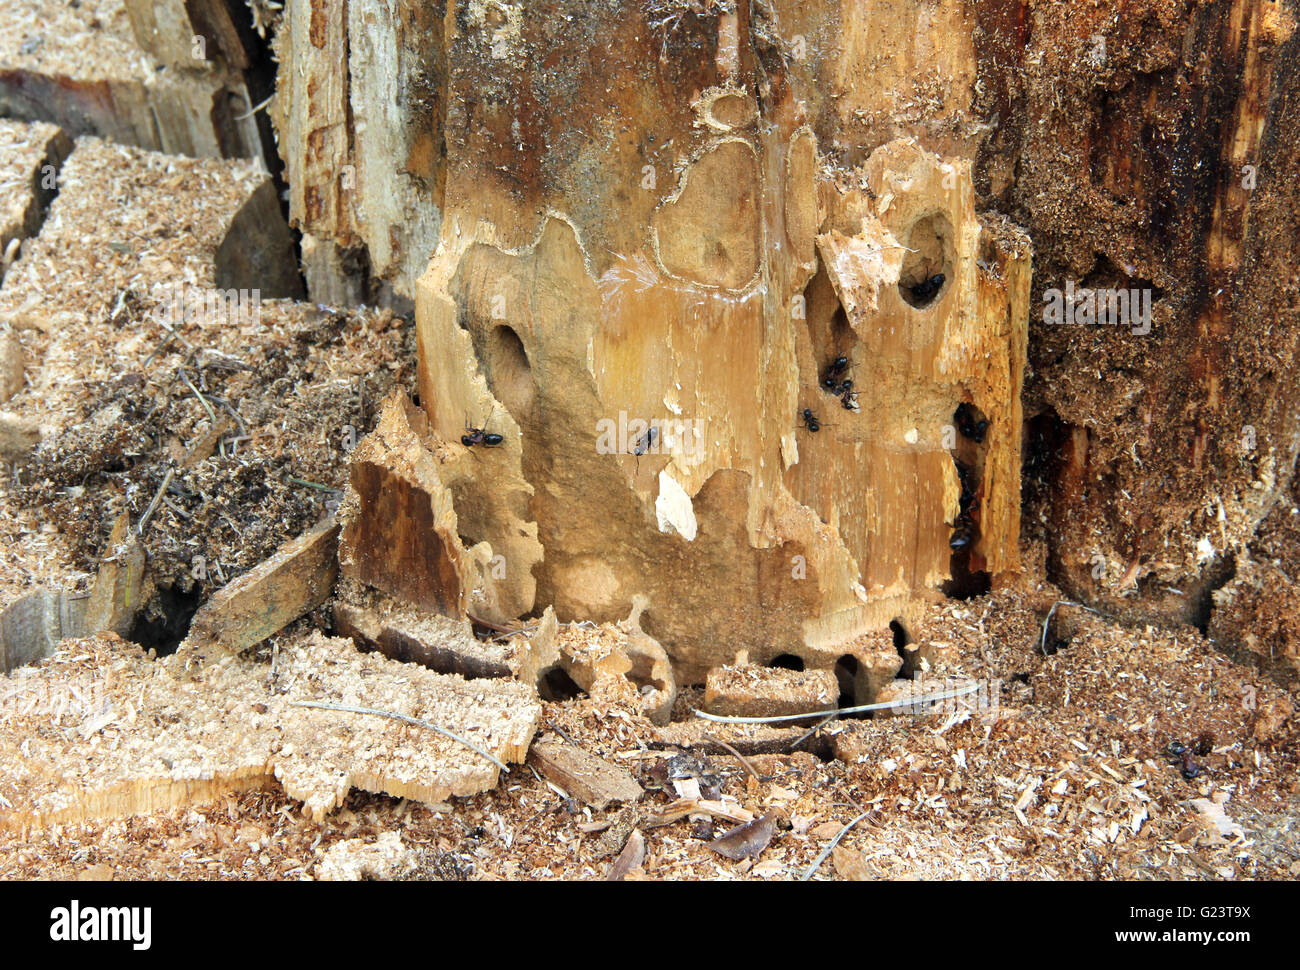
274, 0, 1300, 687
283, 0, 1029, 687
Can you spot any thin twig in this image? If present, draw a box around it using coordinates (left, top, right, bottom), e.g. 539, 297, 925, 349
1039, 599, 1103, 655
705, 733, 763, 783
692, 684, 983, 725
466, 612, 515, 633
801, 810, 871, 881
545, 720, 579, 746
788, 714, 837, 750
137, 467, 174, 536
286, 476, 340, 493
179, 367, 218, 429
287, 700, 509, 772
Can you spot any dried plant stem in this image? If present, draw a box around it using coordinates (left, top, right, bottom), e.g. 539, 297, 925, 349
287, 700, 509, 772
693, 683, 983, 725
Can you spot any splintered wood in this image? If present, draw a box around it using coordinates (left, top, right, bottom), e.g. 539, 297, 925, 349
184, 517, 339, 655
0, 631, 541, 829
0, 119, 69, 284
0, 0, 260, 159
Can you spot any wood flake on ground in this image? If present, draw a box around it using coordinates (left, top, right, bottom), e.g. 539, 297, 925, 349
0, 630, 541, 829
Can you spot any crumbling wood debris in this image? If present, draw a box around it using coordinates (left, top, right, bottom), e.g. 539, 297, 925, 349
604, 829, 645, 882
214, 180, 306, 300
0, 137, 271, 439
0, 630, 541, 829
0, 0, 261, 159
550, 598, 677, 726
315, 831, 421, 882
0, 588, 84, 674
0, 411, 38, 460
81, 513, 151, 640
0, 333, 22, 403
708, 811, 779, 862
590, 804, 642, 861
0, 119, 71, 286
528, 735, 643, 810
704, 661, 839, 722
0, 514, 154, 673
183, 516, 339, 655
1210, 559, 1300, 690
333, 581, 511, 679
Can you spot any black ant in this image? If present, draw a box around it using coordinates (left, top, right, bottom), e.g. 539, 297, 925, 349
907, 273, 945, 303
821, 355, 850, 392
462, 409, 504, 449
800, 408, 821, 433
462, 427, 504, 447
948, 512, 977, 551
954, 403, 989, 444
954, 459, 977, 509
1164, 740, 1203, 781
631, 426, 659, 456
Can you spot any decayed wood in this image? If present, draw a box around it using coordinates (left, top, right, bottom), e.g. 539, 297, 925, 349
0, 119, 71, 286
529, 735, 643, 810
81, 513, 151, 639
0, 0, 260, 159
283, 1, 1031, 686
270, 0, 443, 294
339, 390, 541, 623
0, 589, 84, 674
183, 516, 339, 655
333, 581, 512, 679
0, 412, 38, 460
0, 631, 541, 829
122, 0, 250, 71
704, 663, 838, 721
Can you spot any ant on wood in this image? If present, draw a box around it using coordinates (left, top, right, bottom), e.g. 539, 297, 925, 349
462, 408, 504, 449
800, 408, 822, 433
948, 512, 977, 551
906, 273, 946, 304
630, 425, 658, 475
820, 356, 859, 411
954, 403, 989, 443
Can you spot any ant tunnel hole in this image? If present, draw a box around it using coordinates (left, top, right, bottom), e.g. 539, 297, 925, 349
1022, 410, 1069, 507
537, 665, 586, 702
485, 324, 535, 418
832, 654, 862, 712
766, 653, 805, 671
127, 582, 204, 657
899, 212, 954, 309
889, 618, 913, 652
625, 652, 666, 695
944, 399, 990, 600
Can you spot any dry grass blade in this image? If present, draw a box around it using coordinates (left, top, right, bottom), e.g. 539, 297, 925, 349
287, 700, 510, 772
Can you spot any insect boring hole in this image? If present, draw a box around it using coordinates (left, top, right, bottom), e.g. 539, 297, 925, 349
483, 324, 535, 416
899, 212, 954, 309
832, 654, 865, 713
126, 581, 204, 657
944, 401, 989, 600
537, 664, 587, 702
766, 653, 806, 671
